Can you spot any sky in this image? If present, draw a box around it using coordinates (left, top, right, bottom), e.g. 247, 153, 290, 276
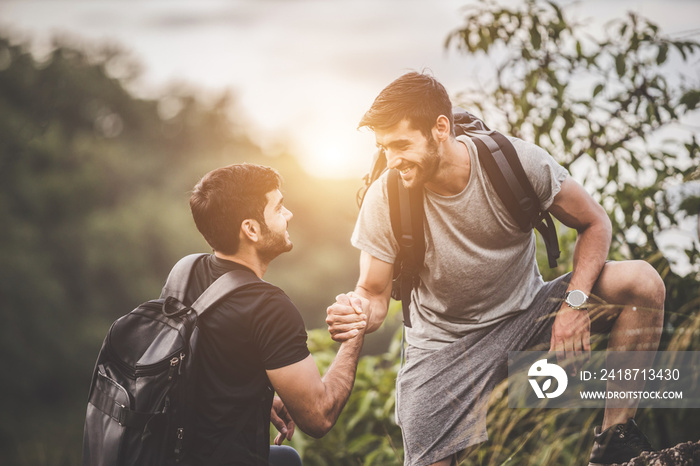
1, 0, 698, 179
1, 0, 698, 274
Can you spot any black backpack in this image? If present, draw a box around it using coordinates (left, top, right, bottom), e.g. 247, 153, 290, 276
82, 253, 260, 466
358, 109, 560, 328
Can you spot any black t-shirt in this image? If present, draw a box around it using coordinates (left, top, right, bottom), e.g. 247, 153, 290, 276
178, 255, 310, 465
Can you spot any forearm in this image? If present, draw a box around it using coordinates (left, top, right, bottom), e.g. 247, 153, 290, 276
568, 213, 612, 294
307, 334, 364, 437
549, 178, 612, 296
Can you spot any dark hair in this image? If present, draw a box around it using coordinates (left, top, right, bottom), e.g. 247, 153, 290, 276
359, 71, 454, 139
189, 163, 281, 255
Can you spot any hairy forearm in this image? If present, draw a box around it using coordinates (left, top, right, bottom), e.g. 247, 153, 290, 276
307, 333, 365, 437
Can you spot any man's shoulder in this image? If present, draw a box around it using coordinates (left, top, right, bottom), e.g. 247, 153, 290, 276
457, 133, 553, 165
507, 136, 550, 156
364, 170, 390, 203
192, 256, 295, 309
221, 278, 293, 308
201, 278, 302, 338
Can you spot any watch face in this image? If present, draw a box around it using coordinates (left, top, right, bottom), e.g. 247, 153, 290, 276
567, 290, 587, 307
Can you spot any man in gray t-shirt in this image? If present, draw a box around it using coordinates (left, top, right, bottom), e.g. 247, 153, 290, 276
353, 134, 568, 350
327, 72, 665, 466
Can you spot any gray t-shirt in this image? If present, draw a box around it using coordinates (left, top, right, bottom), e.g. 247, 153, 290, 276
352, 135, 569, 350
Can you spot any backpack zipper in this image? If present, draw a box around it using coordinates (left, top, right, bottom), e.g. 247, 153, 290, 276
105, 303, 190, 379
167, 353, 185, 381
106, 345, 186, 379
174, 427, 185, 461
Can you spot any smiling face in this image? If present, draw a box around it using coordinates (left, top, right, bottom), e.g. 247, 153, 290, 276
375, 119, 440, 189
258, 189, 293, 261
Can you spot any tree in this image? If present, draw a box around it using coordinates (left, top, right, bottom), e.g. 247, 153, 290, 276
446, 0, 699, 332
446, 0, 699, 276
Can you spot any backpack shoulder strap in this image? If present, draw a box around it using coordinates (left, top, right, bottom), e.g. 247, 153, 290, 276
386, 169, 425, 328
469, 131, 539, 231
465, 129, 560, 268
160, 253, 209, 302
387, 169, 402, 243
190, 269, 262, 316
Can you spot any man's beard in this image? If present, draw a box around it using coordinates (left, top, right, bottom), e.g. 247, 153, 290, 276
402, 137, 440, 188
258, 226, 293, 262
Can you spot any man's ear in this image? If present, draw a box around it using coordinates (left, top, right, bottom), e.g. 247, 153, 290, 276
432, 115, 451, 142
240, 219, 261, 243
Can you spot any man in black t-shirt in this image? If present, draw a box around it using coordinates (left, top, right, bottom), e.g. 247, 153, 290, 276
183, 163, 367, 465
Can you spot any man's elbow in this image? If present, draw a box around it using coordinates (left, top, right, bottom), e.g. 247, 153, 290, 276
598, 206, 613, 240
579, 204, 612, 240
297, 417, 335, 439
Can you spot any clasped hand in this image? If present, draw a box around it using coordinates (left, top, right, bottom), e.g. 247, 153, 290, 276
326, 292, 370, 342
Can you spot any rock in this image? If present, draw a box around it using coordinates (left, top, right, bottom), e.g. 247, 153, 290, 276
622, 440, 700, 465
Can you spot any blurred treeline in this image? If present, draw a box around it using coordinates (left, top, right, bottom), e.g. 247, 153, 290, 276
0, 33, 368, 464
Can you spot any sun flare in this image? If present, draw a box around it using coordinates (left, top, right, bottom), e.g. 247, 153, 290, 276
295, 121, 375, 180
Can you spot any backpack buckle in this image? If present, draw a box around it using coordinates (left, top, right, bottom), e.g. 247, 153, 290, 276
116, 403, 127, 426
162, 296, 191, 317
399, 234, 414, 248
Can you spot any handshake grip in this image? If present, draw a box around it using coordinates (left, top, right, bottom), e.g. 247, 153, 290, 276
326, 292, 369, 342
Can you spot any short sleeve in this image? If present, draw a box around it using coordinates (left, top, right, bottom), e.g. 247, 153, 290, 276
252, 290, 310, 370
351, 174, 399, 264
510, 137, 569, 210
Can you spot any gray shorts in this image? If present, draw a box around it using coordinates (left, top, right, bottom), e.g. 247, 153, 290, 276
395, 274, 571, 466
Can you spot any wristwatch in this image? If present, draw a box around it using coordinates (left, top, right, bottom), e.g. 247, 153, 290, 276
564, 290, 589, 310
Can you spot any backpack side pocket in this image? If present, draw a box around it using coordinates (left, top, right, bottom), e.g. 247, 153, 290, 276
83, 367, 131, 466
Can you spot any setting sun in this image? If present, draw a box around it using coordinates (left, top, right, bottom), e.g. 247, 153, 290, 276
285, 110, 376, 179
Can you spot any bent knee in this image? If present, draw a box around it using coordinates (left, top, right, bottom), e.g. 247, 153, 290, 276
599, 260, 666, 307
631, 260, 666, 306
